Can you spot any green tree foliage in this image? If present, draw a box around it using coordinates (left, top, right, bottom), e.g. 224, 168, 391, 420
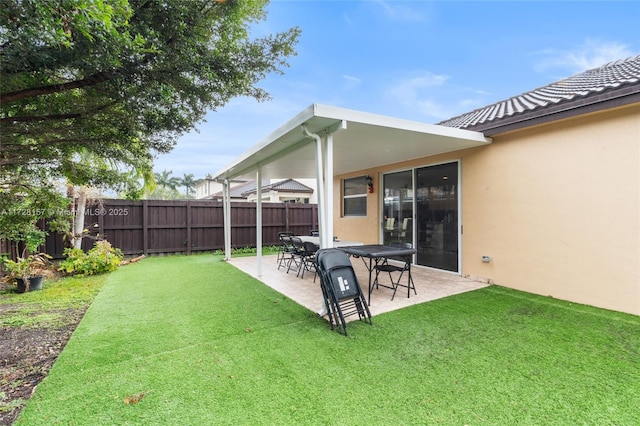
154, 170, 180, 192
1, 0, 299, 170
66, 149, 155, 248
0, 172, 71, 256
180, 173, 196, 197
149, 169, 181, 199
0, 0, 299, 235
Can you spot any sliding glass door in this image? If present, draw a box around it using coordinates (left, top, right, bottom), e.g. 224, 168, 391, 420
382, 171, 413, 246
382, 162, 459, 272
415, 162, 459, 272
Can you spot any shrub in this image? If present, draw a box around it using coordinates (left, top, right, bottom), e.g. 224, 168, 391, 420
213, 245, 279, 256
59, 241, 124, 276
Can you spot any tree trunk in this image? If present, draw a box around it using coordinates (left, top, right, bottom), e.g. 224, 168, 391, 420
72, 190, 88, 249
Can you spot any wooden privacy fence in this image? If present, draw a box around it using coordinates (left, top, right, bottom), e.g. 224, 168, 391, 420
43, 200, 319, 258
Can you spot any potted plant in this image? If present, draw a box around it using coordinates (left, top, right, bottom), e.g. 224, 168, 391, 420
2, 253, 51, 292
1, 227, 51, 292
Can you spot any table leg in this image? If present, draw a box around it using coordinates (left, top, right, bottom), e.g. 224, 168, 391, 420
406, 255, 416, 297
367, 257, 373, 306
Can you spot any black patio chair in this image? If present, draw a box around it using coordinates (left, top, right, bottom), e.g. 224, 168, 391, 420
315, 248, 372, 335
277, 232, 295, 270
299, 240, 319, 281
373, 241, 416, 300
286, 236, 306, 275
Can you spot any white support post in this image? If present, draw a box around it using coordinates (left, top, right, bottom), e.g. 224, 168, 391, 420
303, 121, 345, 249
312, 131, 326, 248
324, 133, 334, 248
256, 168, 263, 277
223, 179, 232, 260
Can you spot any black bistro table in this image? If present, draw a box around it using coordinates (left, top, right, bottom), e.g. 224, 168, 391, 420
339, 244, 417, 305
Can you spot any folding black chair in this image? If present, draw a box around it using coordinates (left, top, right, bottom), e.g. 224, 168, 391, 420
286, 236, 306, 275
373, 241, 416, 300
315, 248, 372, 335
300, 241, 319, 281
276, 232, 294, 270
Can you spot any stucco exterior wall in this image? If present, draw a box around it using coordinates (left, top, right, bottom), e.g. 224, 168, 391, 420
333, 104, 640, 315
462, 105, 639, 315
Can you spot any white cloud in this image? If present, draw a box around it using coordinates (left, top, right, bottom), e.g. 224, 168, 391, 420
388, 71, 449, 100
534, 39, 634, 74
414, 99, 455, 120
384, 71, 497, 121
373, 0, 426, 22
342, 74, 362, 89
385, 71, 452, 119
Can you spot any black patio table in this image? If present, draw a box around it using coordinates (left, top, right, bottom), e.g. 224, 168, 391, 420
338, 244, 417, 306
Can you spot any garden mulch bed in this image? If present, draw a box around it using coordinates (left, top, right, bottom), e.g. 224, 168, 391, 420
0, 305, 86, 425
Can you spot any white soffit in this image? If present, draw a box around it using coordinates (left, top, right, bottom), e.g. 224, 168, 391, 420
213, 104, 491, 181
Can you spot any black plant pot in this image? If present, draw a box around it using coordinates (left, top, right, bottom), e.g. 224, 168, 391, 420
16, 276, 44, 293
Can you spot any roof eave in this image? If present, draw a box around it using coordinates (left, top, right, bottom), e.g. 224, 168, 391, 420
213, 103, 491, 182
465, 86, 640, 136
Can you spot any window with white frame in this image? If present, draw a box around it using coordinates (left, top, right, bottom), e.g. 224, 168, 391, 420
343, 176, 368, 216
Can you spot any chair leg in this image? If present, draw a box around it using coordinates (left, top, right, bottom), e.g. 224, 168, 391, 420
296, 256, 306, 278
286, 254, 295, 273
279, 254, 290, 270
391, 268, 417, 300
287, 254, 301, 274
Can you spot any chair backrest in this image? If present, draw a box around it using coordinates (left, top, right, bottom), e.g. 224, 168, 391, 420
385, 217, 395, 230
303, 241, 318, 254
388, 241, 413, 264
316, 249, 360, 300
290, 236, 305, 251
316, 248, 351, 270
278, 232, 292, 244
389, 241, 412, 249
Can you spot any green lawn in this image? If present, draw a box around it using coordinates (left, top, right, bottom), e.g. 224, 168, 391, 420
16, 254, 640, 425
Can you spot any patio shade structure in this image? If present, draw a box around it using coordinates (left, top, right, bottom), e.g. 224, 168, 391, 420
213, 104, 491, 274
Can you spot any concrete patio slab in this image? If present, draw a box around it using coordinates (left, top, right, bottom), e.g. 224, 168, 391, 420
227, 254, 490, 319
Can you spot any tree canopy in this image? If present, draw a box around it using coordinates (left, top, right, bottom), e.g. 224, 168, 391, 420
0, 0, 299, 241
1, 0, 299, 170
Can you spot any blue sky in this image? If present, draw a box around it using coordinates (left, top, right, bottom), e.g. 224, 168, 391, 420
153, 0, 640, 180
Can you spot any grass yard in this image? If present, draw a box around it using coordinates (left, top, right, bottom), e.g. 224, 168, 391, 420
15, 254, 640, 425
0, 274, 108, 425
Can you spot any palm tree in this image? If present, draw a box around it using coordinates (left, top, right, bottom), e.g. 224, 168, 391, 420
180, 173, 196, 197
154, 170, 180, 192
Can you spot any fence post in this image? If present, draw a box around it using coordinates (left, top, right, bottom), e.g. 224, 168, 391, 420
313, 204, 319, 230
142, 200, 149, 256
186, 201, 192, 255
285, 203, 290, 232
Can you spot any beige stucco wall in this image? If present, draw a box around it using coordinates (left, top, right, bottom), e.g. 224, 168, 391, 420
334, 104, 640, 315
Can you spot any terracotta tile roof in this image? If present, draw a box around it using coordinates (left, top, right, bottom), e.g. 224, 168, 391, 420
242, 178, 313, 196
208, 179, 268, 199
438, 55, 640, 135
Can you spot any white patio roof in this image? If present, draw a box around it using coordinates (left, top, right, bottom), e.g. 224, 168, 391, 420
213, 104, 491, 181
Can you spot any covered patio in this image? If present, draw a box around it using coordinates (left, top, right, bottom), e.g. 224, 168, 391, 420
229, 254, 489, 319
214, 104, 492, 318
213, 103, 490, 262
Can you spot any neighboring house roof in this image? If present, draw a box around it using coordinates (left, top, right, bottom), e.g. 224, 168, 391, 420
208, 179, 268, 199
242, 178, 314, 197
438, 55, 640, 136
